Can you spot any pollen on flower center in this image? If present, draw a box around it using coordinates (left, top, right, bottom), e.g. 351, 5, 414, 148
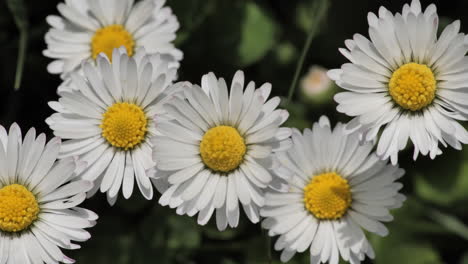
200, 126, 246, 173
0, 184, 40, 232
100, 102, 148, 150
304, 172, 352, 220
91, 24, 135, 61
388, 63, 436, 111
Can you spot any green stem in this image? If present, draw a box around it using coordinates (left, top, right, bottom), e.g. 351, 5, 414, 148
261, 226, 272, 264
14, 31, 27, 90
286, 0, 329, 105
267, 233, 272, 264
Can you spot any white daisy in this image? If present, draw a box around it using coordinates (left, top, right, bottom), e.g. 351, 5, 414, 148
261, 116, 406, 264
46, 48, 178, 205
44, 0, 182, 77
328, 0, 468, 164
153, 71, 292, 230
301, 65, 333, 97
0, 124, 96, 264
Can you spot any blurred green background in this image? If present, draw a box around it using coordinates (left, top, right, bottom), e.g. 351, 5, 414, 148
2, 0, 468, 263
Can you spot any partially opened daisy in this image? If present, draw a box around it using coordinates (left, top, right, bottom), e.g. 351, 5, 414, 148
329, 0, 468, 164
44, 0, 182, 77
261, 116, 405, 264
46, 48, 178, 204
154, 71, 291, 230
0, 124, 97, 264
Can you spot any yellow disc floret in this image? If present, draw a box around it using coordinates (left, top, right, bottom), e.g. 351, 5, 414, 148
0, 184, 39, 232
91, 24, 135, 61
200, 126, 246, 172
304, 172, 352, 220
389, 63, 436, 111
101, 102, 148, 150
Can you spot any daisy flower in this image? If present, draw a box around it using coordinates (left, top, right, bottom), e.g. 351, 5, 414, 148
46, 48, 178, 205
261, 116, 405, 264
301, 65, 332, 97
154, 71, 291, 230
329, 0, 468, 164
0, 124, 96, 264
44, 0, 182, 77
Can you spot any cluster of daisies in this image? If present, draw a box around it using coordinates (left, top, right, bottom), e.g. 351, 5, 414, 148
1, 0, 467, 263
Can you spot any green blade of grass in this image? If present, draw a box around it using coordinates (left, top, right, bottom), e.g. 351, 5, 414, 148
429, 209, 468, 241
7, 0, 29, 90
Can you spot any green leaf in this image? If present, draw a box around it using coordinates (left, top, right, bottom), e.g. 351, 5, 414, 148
295, 0, 330, 33
374, 243, 441, 264
237, 2, 277, 66
6, 0, 28, 90
221, 259, 239, 264
274, 42, 297, 65
460, 252, 468, 264
429, 209, 468, 241
414, 147, 468, 206
370, 198, 444, 264
167, 215, 201, 249
296, 2, 315, 33
380, 198, 446, 236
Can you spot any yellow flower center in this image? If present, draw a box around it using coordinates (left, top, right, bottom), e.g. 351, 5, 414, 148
303, 172, 352, 220
388, 63, 436, 111
0, 184, 39, 233
100, 102, 148, 150
91, 24, 135, 61
200, 126, 246, 173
